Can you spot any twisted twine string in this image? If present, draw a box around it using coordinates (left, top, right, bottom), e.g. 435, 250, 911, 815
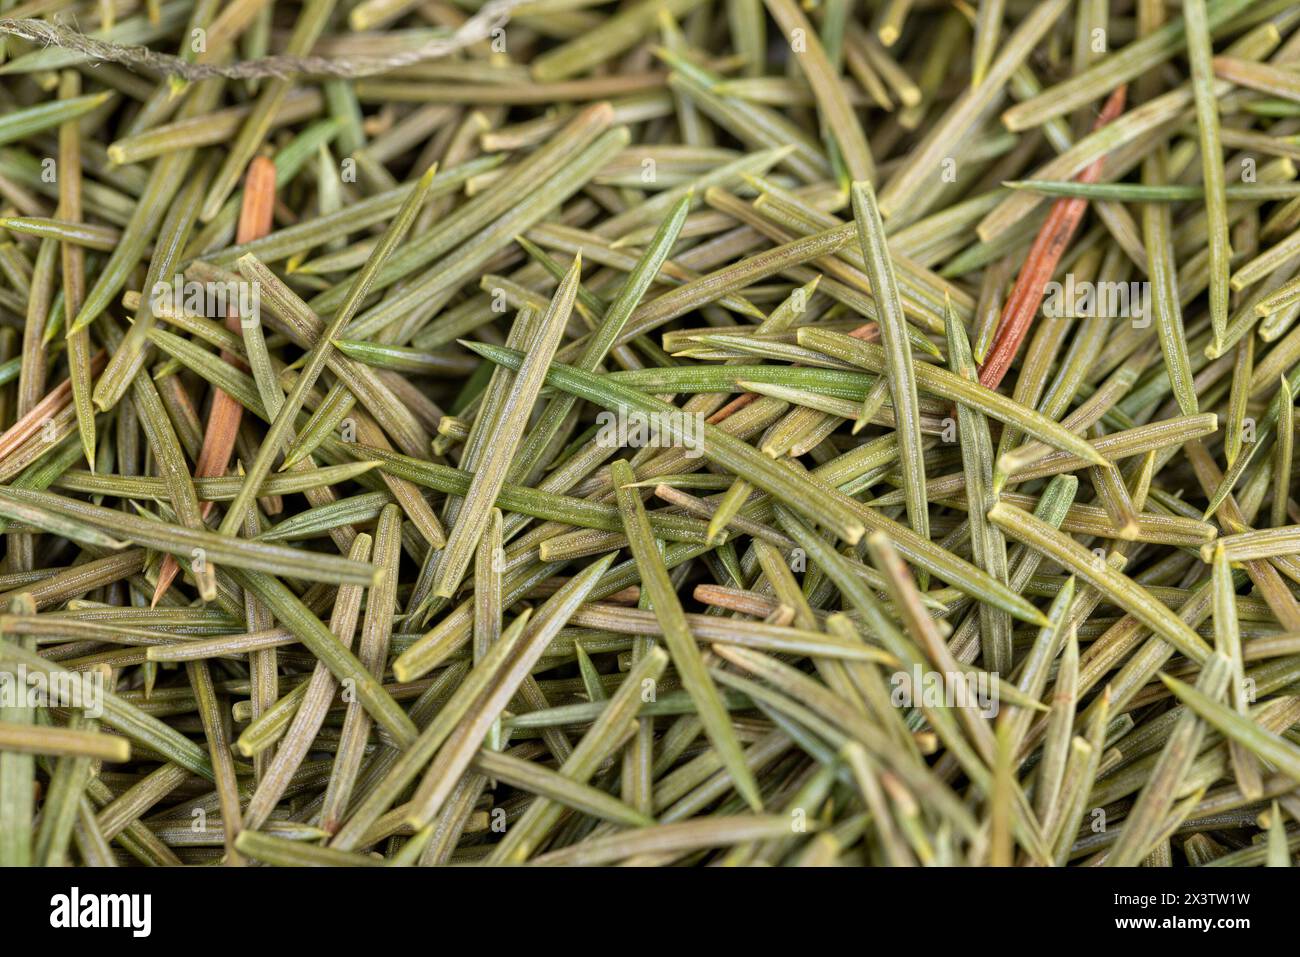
0, 0, 523, 80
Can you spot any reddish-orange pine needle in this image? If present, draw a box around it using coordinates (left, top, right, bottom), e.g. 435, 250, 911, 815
707, 392, 757, 424
0, 352, 107, 464
153, 156, 277, 606
978, 86, 1128, 393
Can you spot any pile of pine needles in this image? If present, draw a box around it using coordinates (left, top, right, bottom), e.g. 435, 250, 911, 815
0, 0, 1299, 867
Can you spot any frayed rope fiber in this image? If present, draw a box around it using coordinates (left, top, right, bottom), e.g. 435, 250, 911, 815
0, 0, 523, 80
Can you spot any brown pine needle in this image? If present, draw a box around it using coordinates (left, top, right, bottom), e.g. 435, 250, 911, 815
152, 156, 277, 606
979, 85, 1126, 392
